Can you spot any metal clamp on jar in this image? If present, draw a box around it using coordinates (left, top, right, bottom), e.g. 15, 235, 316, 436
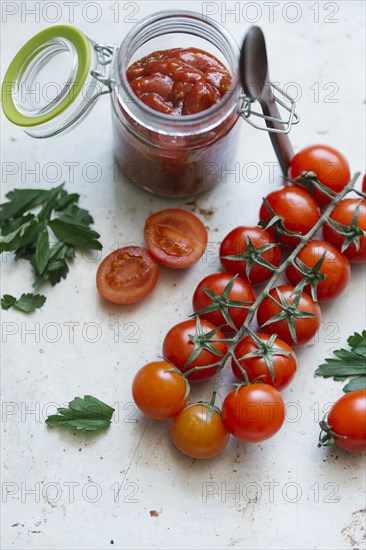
1, 11, 299, 197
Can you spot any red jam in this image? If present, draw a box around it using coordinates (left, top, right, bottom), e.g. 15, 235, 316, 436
126, 47, 232, 115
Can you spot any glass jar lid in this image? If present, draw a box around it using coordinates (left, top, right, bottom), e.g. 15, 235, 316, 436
1, 25, 114, 138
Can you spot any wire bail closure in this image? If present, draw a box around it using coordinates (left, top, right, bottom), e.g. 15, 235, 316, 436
91, 43, 117, 92
238, 82, 300, 134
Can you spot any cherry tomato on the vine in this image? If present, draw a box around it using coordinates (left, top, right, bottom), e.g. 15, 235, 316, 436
144, 208, 208, 268
222, 384, 285, 442
232, 333, 297, 391
132, 361, 188, 419
171, 404, 230, 459
162, 319, 228, 382
220, 226, 281, 284
256, 285, 321, 346
285, 240, 350, 302
96, 246, 159, 304
320, 390, 366, 453
323, 199, 366, 263
362, 174, 366, 194
288, 144, 351, 206
192, 272, 256, 331
259, 186, 321, 246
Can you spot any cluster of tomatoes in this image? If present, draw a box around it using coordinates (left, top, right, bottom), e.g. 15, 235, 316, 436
97, 144, 366, 458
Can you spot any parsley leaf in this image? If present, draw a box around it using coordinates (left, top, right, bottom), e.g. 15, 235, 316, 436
315, 330, 366, 391
0, 184, 102, 311
45, 395, 115, 432
1, 293, 46, 313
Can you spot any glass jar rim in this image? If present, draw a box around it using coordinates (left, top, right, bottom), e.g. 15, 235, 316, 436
114, 9, 241, 136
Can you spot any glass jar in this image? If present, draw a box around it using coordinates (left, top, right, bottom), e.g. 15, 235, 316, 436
111, 11, 240, 197
1, 11, 298, 197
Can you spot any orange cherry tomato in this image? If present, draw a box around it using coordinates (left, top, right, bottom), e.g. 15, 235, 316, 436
171, 403, 230, 459
132, 361, 188, 420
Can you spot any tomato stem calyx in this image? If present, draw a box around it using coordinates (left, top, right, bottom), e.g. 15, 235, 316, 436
318, 418, 347, 448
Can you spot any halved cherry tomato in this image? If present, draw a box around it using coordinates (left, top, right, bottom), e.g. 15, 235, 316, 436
232, 333, 297, 391
256, 285, 321, 346
192, 273, 256, 331
144, 208, 208, 268
320, 390, 366, 453
162, 319, 228, 382
288, 145, 351, 206
132, 361, 188, 419
323, 199, 366, 263
171, 403, 230, 459
285, 240, 350, 302
222, 384, 285, 442
96, 246, 159, 304
220, 226, 281, 284
259, 186, 321, 246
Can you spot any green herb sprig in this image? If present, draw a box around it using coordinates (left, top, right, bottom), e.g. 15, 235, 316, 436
45, 395, 115, 432
315, 330, 366, 392
0, 183, 102, 311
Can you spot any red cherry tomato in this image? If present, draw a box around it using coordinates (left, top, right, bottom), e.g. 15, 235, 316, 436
285, 240, 350, 302
222, 384, 285, 442
232, 333, 297, 391
132, 361, 188, 419
362, 174, 366, 194
288, 144, 351, 206
171, 404, 230, 459
220, 226, 281, 284
259, 186, 321, 246
144, 208, 208, 269
192, 273, 256, 331
321, 390, 366, 453
96, 246, 159, 304
162, 319, 228, 382
256, 285, 321, 346
323, 199, 366, 263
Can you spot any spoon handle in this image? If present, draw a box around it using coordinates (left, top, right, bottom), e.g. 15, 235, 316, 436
260, 93, 294, 175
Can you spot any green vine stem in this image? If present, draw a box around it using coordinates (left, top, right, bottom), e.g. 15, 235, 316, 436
186, 172, 362, 406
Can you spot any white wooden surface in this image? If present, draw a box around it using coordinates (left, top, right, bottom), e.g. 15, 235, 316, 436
1, 1, 365, 549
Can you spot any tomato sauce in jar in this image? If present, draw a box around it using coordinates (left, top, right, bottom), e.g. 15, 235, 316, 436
111, 12, 241, 197
126, 48, 232, 116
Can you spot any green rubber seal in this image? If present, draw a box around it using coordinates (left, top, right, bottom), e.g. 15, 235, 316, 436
1, 25, 91, 127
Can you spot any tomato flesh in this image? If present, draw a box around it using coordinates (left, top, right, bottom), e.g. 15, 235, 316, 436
259, 186, 321, 246
288, 144, 351, 206
285, 239, 350, 301
144, 208, 208, 268
232, 333, 297, 391
220, 226, 281, 284
192, 272, 256, 331
222, 384, 285, 442
171, 404, 230, 459
326, 390, 366, 453
162, 319, 228, 382
96, 246, 159, 304
132, 361, 188, 419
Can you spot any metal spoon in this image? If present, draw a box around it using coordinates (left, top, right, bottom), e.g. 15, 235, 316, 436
240, 26, 294, 175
